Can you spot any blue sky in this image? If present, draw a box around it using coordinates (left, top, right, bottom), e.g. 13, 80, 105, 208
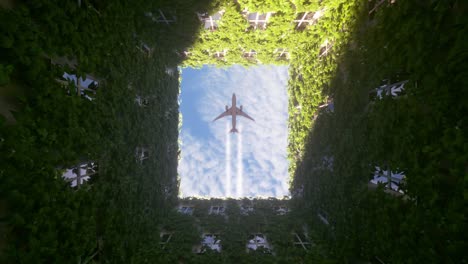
178, 65, 289, 198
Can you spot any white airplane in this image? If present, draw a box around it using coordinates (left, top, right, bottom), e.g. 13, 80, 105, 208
213, 93, 254, 133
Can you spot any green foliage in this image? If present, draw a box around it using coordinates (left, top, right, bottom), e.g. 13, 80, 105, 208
1, 0, 465, 263
0, 64, 13, 85
180, 0, 365, 68
238, 0, 293, 13
290, 0, 467, 263
152, 198, 313, 263
0, 0, 190, 262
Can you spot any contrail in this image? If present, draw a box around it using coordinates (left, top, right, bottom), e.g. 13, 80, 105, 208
225, 121, 231, 197
236, 124, 243, 198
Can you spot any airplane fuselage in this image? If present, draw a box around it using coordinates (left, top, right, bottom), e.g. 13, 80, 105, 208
231, 94, 237, 132
213, 93, 254, 133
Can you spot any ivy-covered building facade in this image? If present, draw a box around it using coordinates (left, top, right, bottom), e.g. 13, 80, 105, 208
154, 198, 322, 263
1, 0, 465, 263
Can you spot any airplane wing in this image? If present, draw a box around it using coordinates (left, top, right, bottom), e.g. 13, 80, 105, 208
213, 109, 233, 122
236, 107, 255, 121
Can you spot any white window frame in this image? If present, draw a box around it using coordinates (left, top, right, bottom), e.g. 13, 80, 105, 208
159, 232, 172, 249
213, 50, 227, 58
317, 208, 330, 226
135, 96, 149, 107
275, 206, 289, 215
293, 10, 324, 29
178, 205, 194, 215
136, 42, 153, 57
243, 49, 257, 58
370, 166, 406, 194
146, 9, 176, 24
292, 232, 311, 250
373, 80, 408, 100
57, 72, 100, 100
240, 205, 254, 215
197, 11, 224, 31
275, 48, 289, 60
165, 67, 177, 77
195, 233, 221, 253
62, 161, 97, 188
135, 147, 149, 163
318, 40, 333, 58
245, 12, 273, 30
292, 184, 304, 198
246, 233, 271, 253
209, 206, 225, 215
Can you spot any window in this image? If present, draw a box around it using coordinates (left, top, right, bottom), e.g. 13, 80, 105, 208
292, 184, 304, 198
275, 48, 289, 60
310, 155, 334, 171
178, 205, 194, 215
274, 206, 289, 215
369, 0, 396, 15
292, 233, 311, 250
135, 96, 149, 107
244, 12, 273, 30
136, 41, 153, 57
145, 9, 176, 24
165, 67, 177, 77
209, 206, 225, 215
57, 72, 100, 101
370, 80, 408, 100
240, 205, 254, 215
246, 233, 271, 253
317, 208, 330, 226
370, 166, 406, 194
294, 10, 324, 30
243, 49, 258, 62
135, 147, 149, 163
318, 40, 333, 58
197, 11, 224, 31
318, 98, 334, 113
62, 161, 97, 188
194, 233, 221, 253
212, 50, 227, 59
322, 155, 334, 171
243, 49, 257, 58
159, 232, 172, 249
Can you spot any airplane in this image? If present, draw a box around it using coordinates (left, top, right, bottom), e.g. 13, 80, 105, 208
213, 93, 254, 133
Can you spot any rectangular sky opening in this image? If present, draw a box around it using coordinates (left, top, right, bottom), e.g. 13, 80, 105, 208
178, 65, 290, 198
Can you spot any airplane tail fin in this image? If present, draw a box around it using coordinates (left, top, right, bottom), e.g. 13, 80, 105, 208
230, 128, 238, 133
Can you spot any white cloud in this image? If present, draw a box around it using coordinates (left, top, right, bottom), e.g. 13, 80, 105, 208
179, 65, 290, 198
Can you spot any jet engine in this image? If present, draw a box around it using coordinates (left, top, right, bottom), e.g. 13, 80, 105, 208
240, 105, 243, 111
225, 105, 228, 111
